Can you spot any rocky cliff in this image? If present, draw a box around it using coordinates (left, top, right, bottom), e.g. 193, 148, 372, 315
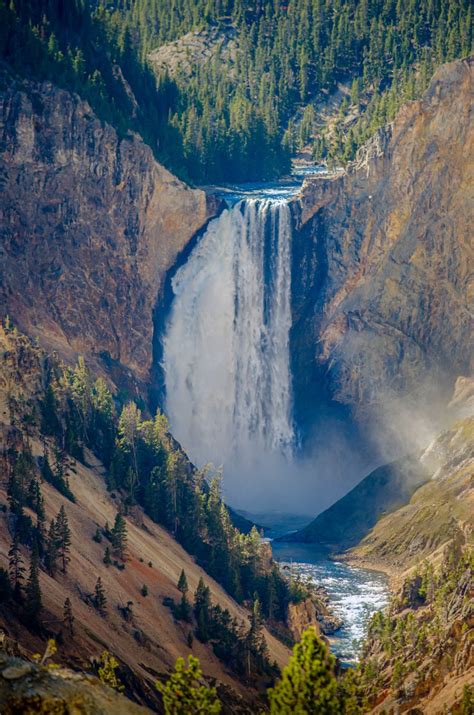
291, 56, 473, 450
0, 71, 217, 385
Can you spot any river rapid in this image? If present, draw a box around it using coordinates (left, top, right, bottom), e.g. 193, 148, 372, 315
271, 540, 389, 665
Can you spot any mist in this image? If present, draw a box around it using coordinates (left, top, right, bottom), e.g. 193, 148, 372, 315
161, 191, 460, 521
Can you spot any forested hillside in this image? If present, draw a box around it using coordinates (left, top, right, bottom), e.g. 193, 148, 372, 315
1, 0, 471, 183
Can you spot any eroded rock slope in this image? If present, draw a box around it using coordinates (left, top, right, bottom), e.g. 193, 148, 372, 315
0, 72, 217, 383
292, 56, 473, 443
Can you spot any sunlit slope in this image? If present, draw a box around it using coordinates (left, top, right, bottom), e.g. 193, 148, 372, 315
347, 416, 474, 575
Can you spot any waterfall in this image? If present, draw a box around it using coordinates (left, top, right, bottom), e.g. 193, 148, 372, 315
162, 198, 294, 505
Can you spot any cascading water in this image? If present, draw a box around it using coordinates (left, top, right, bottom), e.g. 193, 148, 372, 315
162, 198, 294, 507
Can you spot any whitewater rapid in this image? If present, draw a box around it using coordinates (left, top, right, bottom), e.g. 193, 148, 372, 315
162, 198, 294, 505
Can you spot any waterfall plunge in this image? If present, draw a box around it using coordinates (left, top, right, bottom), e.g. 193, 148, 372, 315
162, 198, 294, 508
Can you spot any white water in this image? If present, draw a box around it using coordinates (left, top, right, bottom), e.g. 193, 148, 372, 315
162, 199, 294, 507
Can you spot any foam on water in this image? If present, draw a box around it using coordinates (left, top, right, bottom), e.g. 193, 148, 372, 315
272, 542, 389, 664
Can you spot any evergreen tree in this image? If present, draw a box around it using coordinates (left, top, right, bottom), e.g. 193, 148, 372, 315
8, 534, 25, 601
93, 527, 103, 543
177, 592, 192, 623
94, 576, 107, 615
118, 403, 141, 500
24, 546, 42, 624
177, 569, 188, 595
156, 655, 221, 714
45, 518, 59, 576
268, 627, 340, 714
111, 512, 128, 561
56, 505, 71, 573
103, 546, 112, 566
63, 596, 75, 636
194, 577, 211, 643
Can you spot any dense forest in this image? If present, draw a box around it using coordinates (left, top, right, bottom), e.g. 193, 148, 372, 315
1, 0, 472, 182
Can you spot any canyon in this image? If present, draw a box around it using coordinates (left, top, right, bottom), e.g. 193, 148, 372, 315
0, 47, 473, 713
1, 59, 472, 484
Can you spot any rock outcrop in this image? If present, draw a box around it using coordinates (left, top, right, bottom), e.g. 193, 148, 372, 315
0, 71, 218, 384
291, 56, 474, 444
0, 654, 148, 715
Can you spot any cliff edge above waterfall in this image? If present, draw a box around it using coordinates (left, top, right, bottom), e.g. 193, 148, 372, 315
0, 70, 219, 386
291, 56, 473, 441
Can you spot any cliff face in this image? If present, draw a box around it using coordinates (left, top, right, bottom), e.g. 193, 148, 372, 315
0, 73, 217, 383
291, 56, 473, 440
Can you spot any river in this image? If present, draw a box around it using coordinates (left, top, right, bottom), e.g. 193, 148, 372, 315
271, 541, 389, 665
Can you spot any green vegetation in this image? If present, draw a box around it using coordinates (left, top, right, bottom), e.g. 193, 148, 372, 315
268, 627, 340, 714
1, 321, 306, 650
156, 655, 221, 714
34, 354, 304, 618
158, 542, 472, 713
94, 576, 108, 615
1, 0, 471, 183
163, 574, 278, 680
111, 513, 128, 561
354, 542, 473, 710
97, 651, 125, 693
45, 506, 72, 576
24, 546, 42, 624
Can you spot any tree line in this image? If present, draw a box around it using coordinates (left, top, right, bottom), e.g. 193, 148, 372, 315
1, 0, 471, 183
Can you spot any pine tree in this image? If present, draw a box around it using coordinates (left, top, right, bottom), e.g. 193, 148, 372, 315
94, 576, 107, 615
118, 402, 141, 500
24, 546, 42, 624
194, 577, 211, 643
63, 597, 74, 636
156, 655, 221, 714
177, 569, 188, 594
103, 546, 112, 566
45, 518, 59, 576
8, 534, 25, 601
268, 627, 340, 714
55, 505, 71, 573
177, 593, 192, 623
111, 512, 127, 561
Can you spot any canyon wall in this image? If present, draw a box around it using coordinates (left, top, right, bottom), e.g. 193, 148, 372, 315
291, 56, 473, 446
0, 72, 217, 383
